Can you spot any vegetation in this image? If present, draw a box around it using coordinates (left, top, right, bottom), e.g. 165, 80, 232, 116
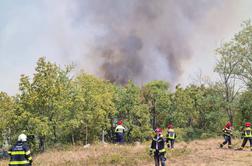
1, 138, 251, 166
1, 20, 252, 161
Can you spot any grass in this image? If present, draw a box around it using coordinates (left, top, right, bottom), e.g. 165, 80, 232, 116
2, 138, 252, 166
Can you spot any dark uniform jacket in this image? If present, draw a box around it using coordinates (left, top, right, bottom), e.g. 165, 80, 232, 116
150, 135, 166, 154
223, 127, 232, 136
8, 141, 32, 166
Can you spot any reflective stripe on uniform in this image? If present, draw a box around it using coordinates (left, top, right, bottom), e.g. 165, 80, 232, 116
9, 160, 30, 165
115, 125, 125, 133
10, 151, 26, 155
28, 156, 32, 160
26, 150, 31, 155
159, 148, 166, 153
150, 148, 155, 152
168, 132, 175, 139
244, 128, 252, 138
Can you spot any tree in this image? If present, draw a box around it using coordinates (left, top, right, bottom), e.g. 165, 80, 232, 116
17, 57, 73, 151
215, 33, 242, 123
142, 80, 171, 129
114, 81, 151, 142
0, 92, 16, 145
71, 73, 116, 143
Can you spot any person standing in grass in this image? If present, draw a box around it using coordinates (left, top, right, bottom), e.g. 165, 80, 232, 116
238, 122, 252, 151
220, 122, 232, 149
166, 124, 176, 149
8, 134, 33, 166
115, 120, 126, 144
149, 128, 166, 166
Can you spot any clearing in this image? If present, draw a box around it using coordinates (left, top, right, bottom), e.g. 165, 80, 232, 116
1, 138, 252, 166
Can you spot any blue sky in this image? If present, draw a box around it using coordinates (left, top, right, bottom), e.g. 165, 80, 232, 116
1, 0, 252, 95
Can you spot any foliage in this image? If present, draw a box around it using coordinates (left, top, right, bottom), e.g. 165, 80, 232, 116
114, 81, 151, 142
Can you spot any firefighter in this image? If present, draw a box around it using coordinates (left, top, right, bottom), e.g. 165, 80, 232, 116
115, 120, 125, 144
149, 128, 166, 166
166, 124, 176, 149
8, 134, 32, 166
220, 122, 232, 149
238, 122, 252, 151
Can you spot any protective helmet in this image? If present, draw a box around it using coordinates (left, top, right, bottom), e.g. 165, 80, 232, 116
117, 120, 123, 125
18, 134, 27, 142
225, 122, 232, 128
245, 122, 251, 127
167, 124, 173, 129
155, 128, 162, 133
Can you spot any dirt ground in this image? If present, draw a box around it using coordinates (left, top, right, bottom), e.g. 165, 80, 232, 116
167, 138, 252, 166
1, 138, 252, 166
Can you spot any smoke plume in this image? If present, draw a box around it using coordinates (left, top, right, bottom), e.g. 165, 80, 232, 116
1, 0, 252, 94
66, 0, 238, 85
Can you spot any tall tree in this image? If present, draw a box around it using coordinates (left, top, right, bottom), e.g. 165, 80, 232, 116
114, 81, 151, 142
142, 80, 170, 129
17, 57, 72, 151
0, 92, 16, 145
72, 73, 116, 143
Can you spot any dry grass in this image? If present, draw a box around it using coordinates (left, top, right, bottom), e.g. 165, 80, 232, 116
1, 138, 252, 166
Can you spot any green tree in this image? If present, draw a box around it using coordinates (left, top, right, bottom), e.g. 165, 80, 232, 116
17, 57, 73, 151
72, 73, 116, 143
142, 80, 171, 129
114, 81, 151, 142
0, 92, 17, 145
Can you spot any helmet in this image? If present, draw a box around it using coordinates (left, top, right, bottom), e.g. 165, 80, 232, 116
167, 124, 173, 129
245, 122, 251, 127
225, 122, 232, 128
18, 134, 27, 142
117, 120, 123, 125
155, 128, 162, 133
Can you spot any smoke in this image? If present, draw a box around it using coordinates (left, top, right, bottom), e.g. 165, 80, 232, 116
1, 0, 252, 94
62, 0, 237, 85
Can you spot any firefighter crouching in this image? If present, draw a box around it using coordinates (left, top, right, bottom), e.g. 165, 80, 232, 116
8, 134, 32, 166
149, 128, 166, 166
238, 122, 252, 151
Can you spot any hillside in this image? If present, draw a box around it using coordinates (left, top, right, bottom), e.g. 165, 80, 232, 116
1, 138, 252, 166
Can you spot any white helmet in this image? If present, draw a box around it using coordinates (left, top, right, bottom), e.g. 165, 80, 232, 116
18, 134, 27, 142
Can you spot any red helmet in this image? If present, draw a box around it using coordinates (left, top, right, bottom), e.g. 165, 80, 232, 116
245, 122, 251, 127
167, 124, 173, 129
117, 120, 123, 125
155, 128, 162, 133
225, 122, 232, 128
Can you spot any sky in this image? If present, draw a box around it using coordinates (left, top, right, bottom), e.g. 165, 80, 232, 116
1, 0, 252, 95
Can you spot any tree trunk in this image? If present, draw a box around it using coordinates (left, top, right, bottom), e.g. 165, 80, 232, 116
39, 136, 45, 152
71, 133, 75, 145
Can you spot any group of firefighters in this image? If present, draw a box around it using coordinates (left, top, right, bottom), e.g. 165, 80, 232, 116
220, 121, 252, 151
6, 120, 252, 166
114, 120, 176, 166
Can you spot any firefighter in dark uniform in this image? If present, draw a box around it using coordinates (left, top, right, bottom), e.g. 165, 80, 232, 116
149, 128, 166, 166
8, 134, 32, 166
220, 122, 232, 149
